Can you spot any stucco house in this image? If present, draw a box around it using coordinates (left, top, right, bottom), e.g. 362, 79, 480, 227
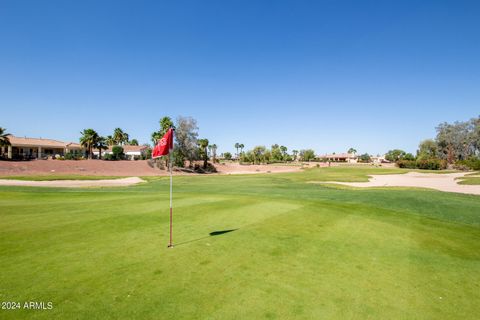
1, 135, 84, 159
320, 152, 358, 163
95, 145, 149, 160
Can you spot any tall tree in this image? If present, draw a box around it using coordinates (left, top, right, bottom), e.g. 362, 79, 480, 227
0, 127, 11, 147
79, 129, 99, 159
239, 143, 244, 154
271, 144, 282, 162
252, 146, 266, 164
435, 117, 479, 162
348, 147, 357, 154
174, 116, 199, 167
299, 149, 316, 162
129, 139, 139, 146
94, 136, 108, 159
280, 145, 288, 160
235, 143, 240, 158
417, 139, 438, 160
197, 138, 209, 169
211, 144, 217, 163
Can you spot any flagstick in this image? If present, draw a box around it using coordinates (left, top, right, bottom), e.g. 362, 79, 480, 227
168, 135, 174, 248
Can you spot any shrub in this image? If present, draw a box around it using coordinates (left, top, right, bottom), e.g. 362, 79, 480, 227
193, 162, 217, 173
358, 153, 371, 163
103, 153, 114, 161
416, 159, 447, 170
455, 157, 480, 170
397, 160, 417, 169
223, 152, 232, 160
397, 159, 447, 170
112, 146, 124, 160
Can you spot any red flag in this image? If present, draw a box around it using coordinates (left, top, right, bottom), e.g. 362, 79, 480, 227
152, 128, 174, 158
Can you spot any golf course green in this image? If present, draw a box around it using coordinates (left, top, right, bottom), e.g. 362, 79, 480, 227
1, 167, 479, 319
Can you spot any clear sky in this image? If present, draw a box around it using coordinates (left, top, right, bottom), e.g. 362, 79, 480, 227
1, 0, 479, 155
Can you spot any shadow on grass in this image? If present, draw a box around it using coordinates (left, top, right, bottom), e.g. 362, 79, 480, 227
209, 229, 237, 236
174, 229, 238, 247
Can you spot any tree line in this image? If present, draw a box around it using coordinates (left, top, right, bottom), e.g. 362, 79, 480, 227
385, 115, 480, 170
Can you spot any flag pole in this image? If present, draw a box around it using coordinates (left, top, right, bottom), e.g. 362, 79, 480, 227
168, 129, 174, 248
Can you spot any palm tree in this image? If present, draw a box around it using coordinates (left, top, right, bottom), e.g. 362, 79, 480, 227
122, 132, 129, 145
159, 116, 174, 136
79, 129, 99, 159
151, 116, 174, 145
151, 131, 161, 145
280, 145, 287, 161
198, 139, 209, 169
94, 136, 108, 159
113, 128, 125, 145
0, 127, 11, 147
211, 144, 217, 163
239, 143, 244, 154
129, 139, 139, 146
235, 143, 240, 159
106, 135, 115, 146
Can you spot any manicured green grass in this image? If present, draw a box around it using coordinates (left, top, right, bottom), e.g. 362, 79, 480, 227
456, 172, 480, 185
0, 175, 123, 181
457, 176, 480, 185
0, 167, 479, 319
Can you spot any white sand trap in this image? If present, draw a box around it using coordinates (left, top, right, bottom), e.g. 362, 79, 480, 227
314, 172, 480, 195
0, 177, 145, 188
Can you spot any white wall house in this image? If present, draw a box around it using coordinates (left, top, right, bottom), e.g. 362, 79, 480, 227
94, 145, 149, 160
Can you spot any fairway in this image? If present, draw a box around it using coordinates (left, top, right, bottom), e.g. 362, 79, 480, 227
1, 167, 479, 319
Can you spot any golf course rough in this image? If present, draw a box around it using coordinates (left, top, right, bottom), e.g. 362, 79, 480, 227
0, 167, 479, 319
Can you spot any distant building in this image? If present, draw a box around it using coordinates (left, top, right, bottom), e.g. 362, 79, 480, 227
371, 155, 389, 164
320, 152, 358, 163
1, 135, 84, 159
94, 145, 149, 160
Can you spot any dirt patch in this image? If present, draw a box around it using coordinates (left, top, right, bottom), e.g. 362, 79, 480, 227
215, 163, 305, 174
311, 172, 480, 195
0, 177, 145, 188
0, 160, 164, 177
0, 159, 306, 177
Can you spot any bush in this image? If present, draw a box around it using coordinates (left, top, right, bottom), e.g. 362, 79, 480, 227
358, 153, 371, 163
193, 162, 217, 173
397, 158, 447, 170
64, 152, 81, 160
416, 159, 447, 170
112, 146, 124, 160
455, 157, 480, 170
397, 160, 417, 169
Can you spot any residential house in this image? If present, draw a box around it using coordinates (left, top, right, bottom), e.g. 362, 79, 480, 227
1, 135, 85, 159
96, 145, 149, 160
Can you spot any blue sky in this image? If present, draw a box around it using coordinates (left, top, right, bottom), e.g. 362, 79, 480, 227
1, 0, 479, 155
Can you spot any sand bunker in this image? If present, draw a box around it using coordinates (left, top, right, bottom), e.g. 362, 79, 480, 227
313, 172, 480, 195
0, 177, 145, 188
